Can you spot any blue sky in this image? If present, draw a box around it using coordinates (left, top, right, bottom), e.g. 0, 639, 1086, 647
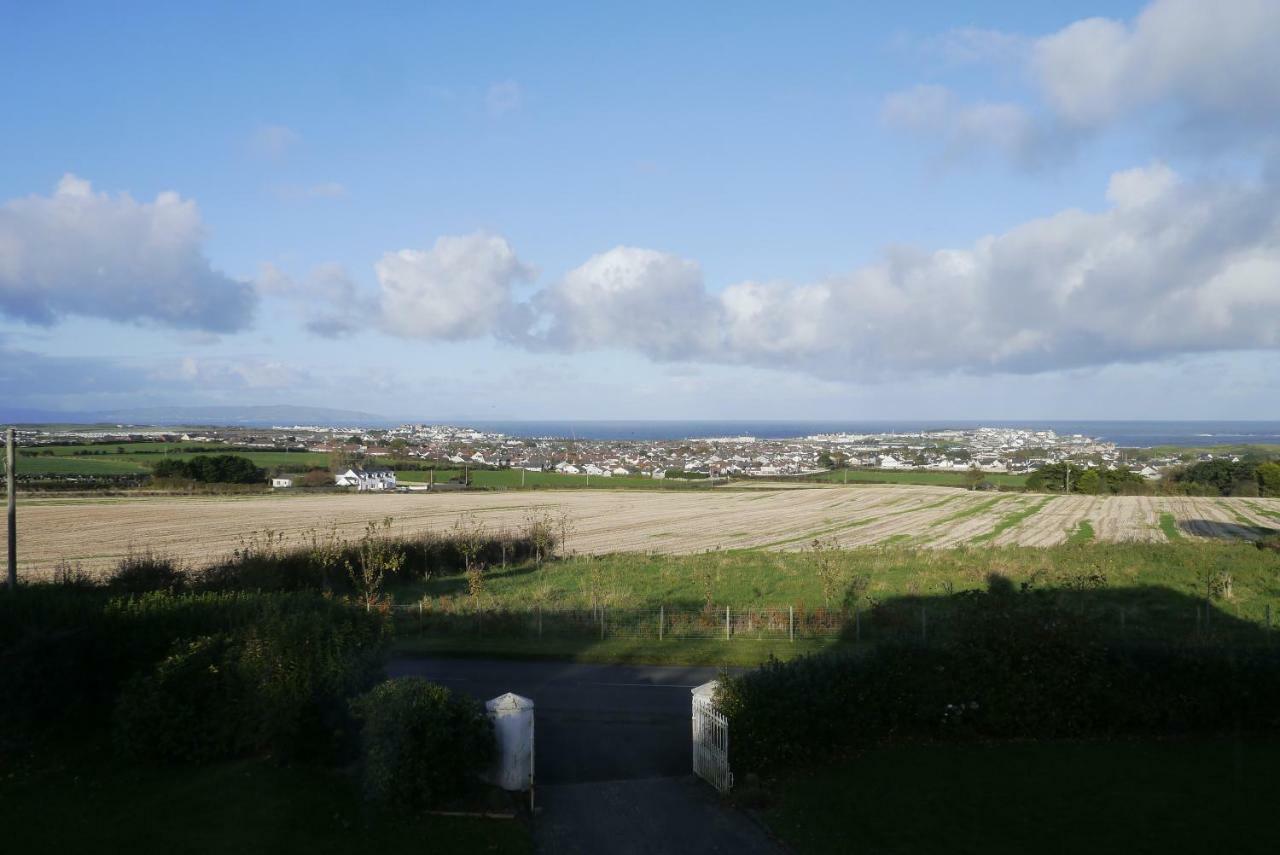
1, 0, 1277, 421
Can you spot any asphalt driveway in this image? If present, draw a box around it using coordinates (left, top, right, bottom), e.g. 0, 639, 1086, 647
387, 657, 783, 854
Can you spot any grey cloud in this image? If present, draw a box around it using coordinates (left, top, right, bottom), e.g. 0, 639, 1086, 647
0, 175, 257, 332
258, 262, 377, 338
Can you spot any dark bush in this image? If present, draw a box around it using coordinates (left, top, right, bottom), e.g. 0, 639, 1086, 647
110, 593, 389, 764
1, 587, 388, 762
107, 551, 186, 594
113, 634, 250, 763
151, 454, 266, 484
351, 678, 495, 810
719, 587, 1280, 776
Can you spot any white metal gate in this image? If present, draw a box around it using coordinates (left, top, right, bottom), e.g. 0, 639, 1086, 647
691, 681, 733, 792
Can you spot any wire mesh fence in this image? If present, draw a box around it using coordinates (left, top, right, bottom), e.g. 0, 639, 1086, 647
389, 598, 1280, 646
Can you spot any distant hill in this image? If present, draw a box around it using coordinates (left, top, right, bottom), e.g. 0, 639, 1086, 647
0, 404, 392, 428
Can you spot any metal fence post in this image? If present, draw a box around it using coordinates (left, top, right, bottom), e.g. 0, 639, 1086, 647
788, 606, 794, 643
600, 606, 606, 640
725, 606, 731, 640
659, 605, 664, 641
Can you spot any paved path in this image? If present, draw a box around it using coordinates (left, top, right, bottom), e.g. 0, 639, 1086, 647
388, 657, 731, 783
388, 658, 782, 853
534, 777, 781, 855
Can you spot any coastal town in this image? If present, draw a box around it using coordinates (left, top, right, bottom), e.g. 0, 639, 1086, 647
21, 422, 1187, 482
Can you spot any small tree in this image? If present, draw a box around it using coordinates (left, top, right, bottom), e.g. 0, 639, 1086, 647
305, 523, 346, 592
453, 513, 488, 574
347, 518, 404, 611
524, 510, 557, 567
810, 538, 850, 609
556, 511, 576, 560
963, 466, 988, 491
1077, 468, 1103, 495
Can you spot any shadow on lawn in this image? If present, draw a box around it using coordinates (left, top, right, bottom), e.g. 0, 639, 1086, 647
858, 579, 1275, 647
391, 575, 1280, 663
1180, 518, 1279, 542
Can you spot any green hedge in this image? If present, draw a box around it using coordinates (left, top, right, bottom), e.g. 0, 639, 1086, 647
351, 678, 495, 809
718, 588, 1280, 775
1, 588, 388, 762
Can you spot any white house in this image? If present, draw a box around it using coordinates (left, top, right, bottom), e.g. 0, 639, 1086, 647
271, 477, 294, 489
335, 467, 397, 491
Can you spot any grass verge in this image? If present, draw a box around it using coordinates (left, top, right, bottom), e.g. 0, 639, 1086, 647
2, 744, 531, 855
391, 635, 843, 666
1160, 512, 1183, 541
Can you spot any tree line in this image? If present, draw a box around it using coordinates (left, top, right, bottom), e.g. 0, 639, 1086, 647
151, 454, 266, 484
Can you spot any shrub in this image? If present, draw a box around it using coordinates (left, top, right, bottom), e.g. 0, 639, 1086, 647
1, 587, 388, 761
111, 593, 390, 764
107, 551, 186, 594
151, 454, 266, 484
113, 634, 250, 764
718, 586, 1280, 776
351, 678, 495, 810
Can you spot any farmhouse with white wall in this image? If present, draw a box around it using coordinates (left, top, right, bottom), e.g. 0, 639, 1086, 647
335, 467, 397, 491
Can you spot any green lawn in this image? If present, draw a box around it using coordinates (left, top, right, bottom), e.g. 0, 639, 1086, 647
761, 738, 1280, 854
391, 634, 840, 666
804, 468, 1028, 488
2, 744, 531, 855
395, 468, 718, 490
14, 445, 331, 476
391, 542, 1280, 614
387, 542, 1280, 660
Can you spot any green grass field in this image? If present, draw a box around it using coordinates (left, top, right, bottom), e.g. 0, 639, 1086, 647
2, 743, 530, 855
805, 468, 1028, 488
392, 541, 1279, 614
388, 542, 1280, 663
15, 443, 331, 476
394, 468, 717, 490
760, 738, 1280, 854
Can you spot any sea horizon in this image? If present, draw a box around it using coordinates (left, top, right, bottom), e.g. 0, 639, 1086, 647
454, 419, 1280, 447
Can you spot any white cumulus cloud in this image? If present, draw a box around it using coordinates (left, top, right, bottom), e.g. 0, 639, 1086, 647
376, 233, 534, 340
887, 0, 1280, 161
0, 175, 256, 331
529, 247, 720, 359
481, 164, 1280, 380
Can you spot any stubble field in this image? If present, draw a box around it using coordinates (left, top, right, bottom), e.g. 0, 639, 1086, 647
10, 485, 1280, 579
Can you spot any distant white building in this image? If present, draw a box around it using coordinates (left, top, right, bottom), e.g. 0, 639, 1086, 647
335, 468, 397, 491
271, 477, 294, 489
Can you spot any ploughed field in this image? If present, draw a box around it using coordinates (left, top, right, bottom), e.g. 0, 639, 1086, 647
11, 486, 1280, 578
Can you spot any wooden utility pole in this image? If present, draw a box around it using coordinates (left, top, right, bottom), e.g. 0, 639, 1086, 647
6, 428, 15, 589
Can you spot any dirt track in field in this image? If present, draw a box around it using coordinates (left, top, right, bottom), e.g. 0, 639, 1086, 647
9, 486, 1280, 579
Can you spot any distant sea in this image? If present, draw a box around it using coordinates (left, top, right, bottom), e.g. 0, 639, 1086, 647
462, 420, 1280, 448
